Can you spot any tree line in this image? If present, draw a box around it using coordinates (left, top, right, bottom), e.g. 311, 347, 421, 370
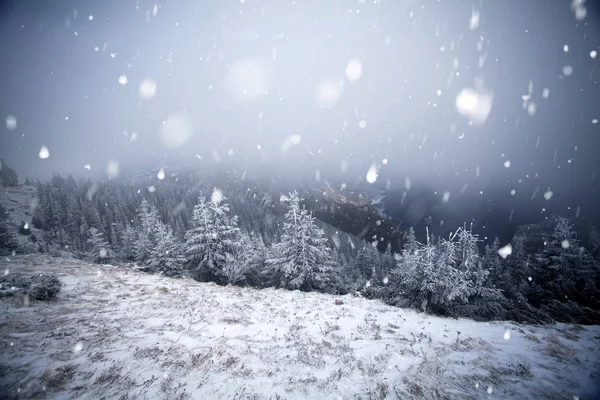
1, 170, 599, 324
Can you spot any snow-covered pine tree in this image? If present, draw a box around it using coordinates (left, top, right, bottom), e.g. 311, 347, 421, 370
87, 227, 110, 262
531, 217, 599, 309
353, 243, 380, 281
147, 221, 185, 276
120, 225, 137, 261
0, 202, 17, 255
133, 199, 161, 262
266, 191, 336, 291
184, 189, 241, 283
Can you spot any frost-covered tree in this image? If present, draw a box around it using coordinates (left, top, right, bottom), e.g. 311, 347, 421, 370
530, 217, 599, 310
87, 227, 110, 262
147, 221, 185, 276
120, 225, 137, 261
353, 243, 381, 281
393, 226, 503, 316
134, 199, 161, 262
266, 191, 336, 291
0, 202, 17, 255
184, 189, 241, 283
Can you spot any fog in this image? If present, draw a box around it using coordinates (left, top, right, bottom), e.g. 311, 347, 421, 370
1, 0, 599, 227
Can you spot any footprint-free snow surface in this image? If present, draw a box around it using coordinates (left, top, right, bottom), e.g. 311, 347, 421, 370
0, 255, 598, 399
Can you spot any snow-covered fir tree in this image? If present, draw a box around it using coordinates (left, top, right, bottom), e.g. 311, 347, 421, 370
184, 189, 241, 283
266, 191, 336, 291
147, 221, 185, 276
119, 225, 137, 261
87, 227, 110, 262
530, 217, 599, 310
134, 199, 160, 262
0, 202, 17, 255
353, 243, 381, 281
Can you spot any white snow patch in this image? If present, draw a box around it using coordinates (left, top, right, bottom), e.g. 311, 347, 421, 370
2, 255, 599, 400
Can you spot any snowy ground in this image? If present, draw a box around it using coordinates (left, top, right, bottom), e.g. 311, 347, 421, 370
0, 255, 599, 400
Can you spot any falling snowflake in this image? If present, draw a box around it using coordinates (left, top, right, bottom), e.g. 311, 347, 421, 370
592, 119, 598, 124
383, 276, 389, 285
544, 190, 553, 200
345, 58, 363, 81
591, 50, 597, 59
157, 168, 165, 180
316, 79, 344, 107
291, 134, 301, 145
107, 160, 119, 178
73, 342, 83, 353
226, 58, 271, 101
542, 88, 550, 99
99, 248, 107, 258
358, 120, 367, 129
455, 88, 493, 125
148, 186, 156, 192
503, 329, 511, 340
382, 158, 388, 165
6, 115, 17, 130
139, 79, 157, 99
84, 164, 91, 170
469, 9, 480, 30
442, 191, 450, 203
561, 240, 570, 249
366, 163, 378, 184
504, 160, 511, 168
159, 114, 193, 149
118, 74, 128, 85
498, 243, 512, 259
563, 44, 569, 52
562, 65, 573, 76
39, 146, 50, 159
510, 189, 516, 196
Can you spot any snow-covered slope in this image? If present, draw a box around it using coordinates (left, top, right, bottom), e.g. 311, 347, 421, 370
0, 255, 598, 399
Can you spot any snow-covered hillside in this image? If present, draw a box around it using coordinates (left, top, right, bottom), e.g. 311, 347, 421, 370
0, 255, 598, 399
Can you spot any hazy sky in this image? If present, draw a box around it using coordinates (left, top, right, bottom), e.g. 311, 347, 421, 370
1, 0, 599, 218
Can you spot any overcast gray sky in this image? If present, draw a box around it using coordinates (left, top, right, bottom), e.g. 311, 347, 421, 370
1, 0, 599, 216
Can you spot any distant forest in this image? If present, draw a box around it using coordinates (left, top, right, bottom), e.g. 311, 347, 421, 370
1, 162, 600, 324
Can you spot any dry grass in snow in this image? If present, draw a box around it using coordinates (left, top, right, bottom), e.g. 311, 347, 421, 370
0, 255, 599, 399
